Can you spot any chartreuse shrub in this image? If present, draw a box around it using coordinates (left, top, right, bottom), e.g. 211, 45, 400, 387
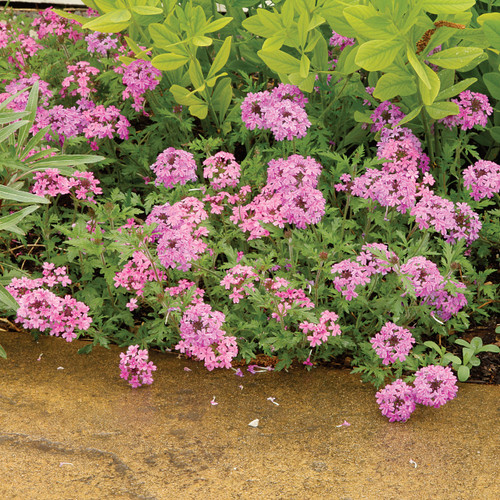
0, 1, 499, 421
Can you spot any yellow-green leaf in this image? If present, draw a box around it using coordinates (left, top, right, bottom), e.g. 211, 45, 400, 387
258, 50, 302, 74
82, 9, 131, 33
425, 101, 460, 120
355, 39, 400, 71
427, 47, 483, 69
407, 47, 430, 89
192, 36, 212, 47
421, 0, 475, 15
207, 36, 232, 80
204, 16, 233, 33
131, 6, 163, 16
373, 72, 417, 101
152, 53, 189, 71
189, 103, 209, 119
300, 54, 310, 79
419, 64, 440, 105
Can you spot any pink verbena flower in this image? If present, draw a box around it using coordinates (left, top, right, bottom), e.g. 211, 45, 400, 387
31, 169, 73, 197
220, 264, 259, 303
330, 260, 372, 300
370, 101, 405, 132
61, 61, 100, 99
271, 83, 309, 107
150, 148, 198, 188
356, 243, 398, 276
265, 98, 311, 141
440, 91, 492, 130
270, 287, 314, 321
85, 31, 119, 56
115, 59, 161, 113
370, 322, 416, 365
463, 160, 500, 201
119, 345, 157, 388
377, 127, 430, 174
329, 31, 356, 50
203, 151, 241, 190
375, 379, 416, 422
267, 155, 322, 189
398, 256, 444, 298
114, 251, 166, 296
299, 310, 341, 347
241, 91, 272, 130
413, 365, 458, 408
176, 302, 238, 370
72, 170, 102, 202
31, 7, 83, 41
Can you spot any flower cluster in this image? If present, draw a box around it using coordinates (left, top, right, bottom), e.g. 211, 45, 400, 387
145, 198, 209, 272
370, 101, 406, 132
150, 147, 198, 188
462, 160, 500, 201
241, 84, 311, 141
31, 7, 83, 42
86, 31, 120, 56
31, 168, 103, 203
440, 91, 493, 130
119, 345, 157, 388
203, 152, 241, 190
113, 250, 166, 298
375, 365, 458, 422
329, 31, 356, 51
176, 302, 238, 370
370, 322, 416, 365
61, 61, 100, 99
299, 311, 341, 347
114, 59, 162, 113
231, 155, 326, 239
330, 260, 372, 300
7, 264, 92, 342
220, 264, 259, 303
1, 19, 43, 68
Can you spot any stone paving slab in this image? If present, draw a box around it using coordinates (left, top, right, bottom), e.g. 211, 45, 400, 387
0, 331, 498, 499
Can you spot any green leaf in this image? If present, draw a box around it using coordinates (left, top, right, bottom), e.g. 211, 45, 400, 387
0, 344, 6, 359
149, 23, 182, 51
425, 101, 459, 119
483, 73, 500, 100
373, 72, 416, 101
0, 283, 19, 312
298, 12, 309, 48
407, 47, 430, 88
479, 344, 500, 353
490, 127, 500, 142
258, 50, 301, 74
189, 103, 209, 119
207, 36, 232, 80
0, 120, 28, 144
421, 0, 475, 14
131, 6, 163, 16
396, 105, 422, 126
152, 53, 189, 71
29, 155, 104, 169
0, 186, 49, 204
344, 5, 396, 39
477, 13, 500, 49
170, 85, 204, 106
192, 36, 213, 47
211, 77, 232, 119
355, 39, 400, 71
436, 77, 476, 100
424, 340, 444, 354
457, 364, 470, 382
82, 9, 131, 33
427, 47, 483, 69
300, 54, 310, 79
0, 205, 40, 233
419, 64, 440, 105
204, 16, 233, 33
0, 111, 29, 125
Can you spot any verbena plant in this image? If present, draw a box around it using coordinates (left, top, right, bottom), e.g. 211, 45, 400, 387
0, 1, 498, 421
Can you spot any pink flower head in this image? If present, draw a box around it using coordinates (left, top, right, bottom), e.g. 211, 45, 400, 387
370, 322, 416, 365
463, 160, 500, 201
376, 379, 416, 422
119, 345, 157, 388
370, 101, 406, 132
220, 264, 259, 303
299, 310, 341, 347
270, 83, 308, 108
203, 151, 241, 190
329, 31, 356, 50
241, 91, 272, 130
440, 91, 492, 130
150, 147, 198, 188
330, 260, 371, 300
176, 302, 238, 370
413, 365, 458, 408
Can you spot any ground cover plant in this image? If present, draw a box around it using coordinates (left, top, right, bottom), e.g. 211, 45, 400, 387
1, 0, 499, 422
